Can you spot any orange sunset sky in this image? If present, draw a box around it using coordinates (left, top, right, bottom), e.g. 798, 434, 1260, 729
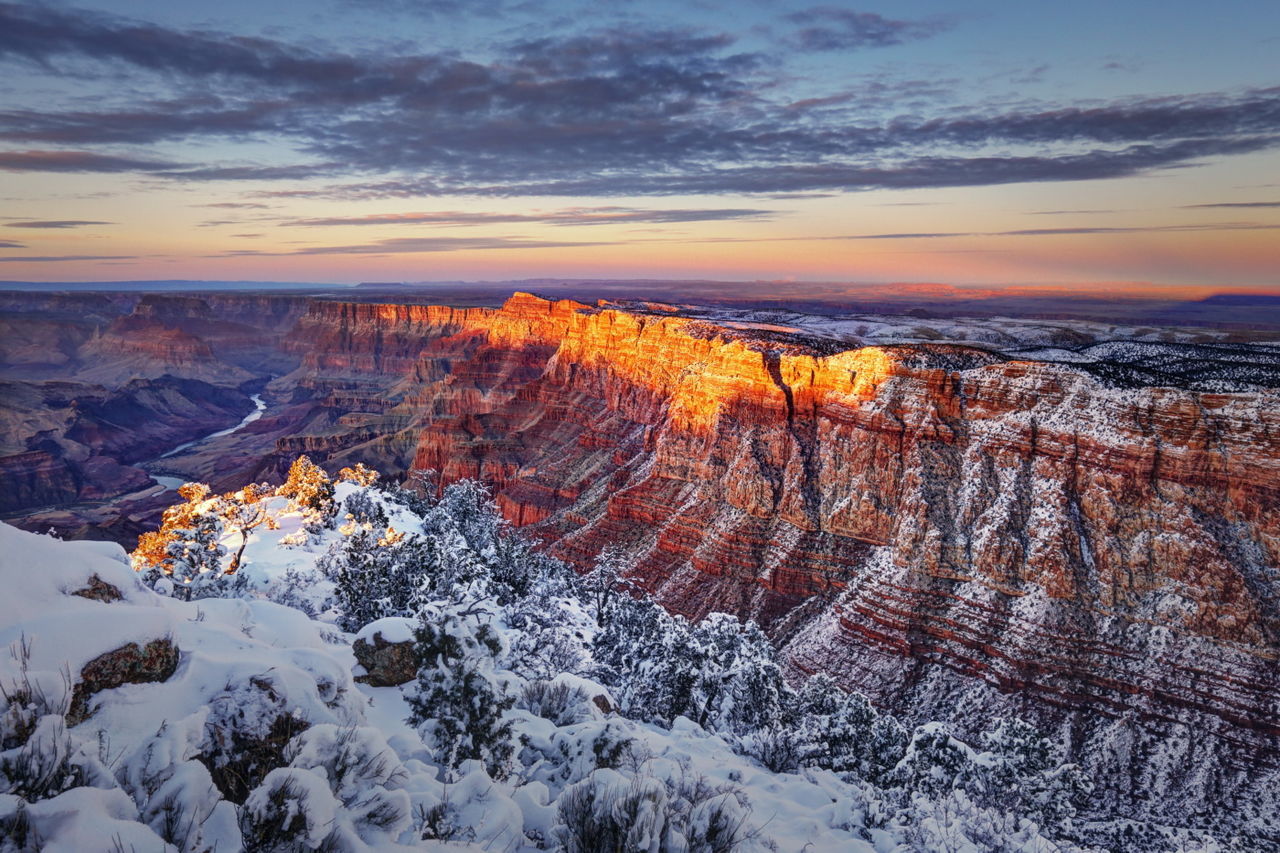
1, 1, 1277, 295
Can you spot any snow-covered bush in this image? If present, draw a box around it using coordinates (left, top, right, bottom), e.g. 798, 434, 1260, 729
239, 766, 341, 850
340, 489, 387, 528
405, 602, 515, 780
283, 724, 412, 843
276, 455, 337, 533
554, 768, 762, 853
555, 770, 680, 853
197, 676, 311, 804
319, 525, 436, 632
519, 680, 596, 727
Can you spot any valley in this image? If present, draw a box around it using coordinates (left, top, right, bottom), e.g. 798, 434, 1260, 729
2, 287, 1278, 828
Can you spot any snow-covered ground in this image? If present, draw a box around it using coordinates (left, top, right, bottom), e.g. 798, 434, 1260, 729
0, 475, 1252, 851
623, 303, 1280, 393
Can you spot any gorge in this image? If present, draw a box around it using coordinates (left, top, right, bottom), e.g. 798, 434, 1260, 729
2, 287, 1278, 827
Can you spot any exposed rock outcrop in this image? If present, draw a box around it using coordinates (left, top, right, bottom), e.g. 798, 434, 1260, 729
67, 638, 180, 725
352, 631, 417, 687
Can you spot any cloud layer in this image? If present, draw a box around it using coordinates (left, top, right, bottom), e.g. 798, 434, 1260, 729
1, 2, 1277, 203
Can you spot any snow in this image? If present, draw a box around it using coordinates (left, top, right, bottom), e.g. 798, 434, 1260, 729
0, 478, 1250, 851
355, 617, 417, 645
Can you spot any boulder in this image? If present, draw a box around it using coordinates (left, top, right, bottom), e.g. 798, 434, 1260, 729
68, 638, 179, 725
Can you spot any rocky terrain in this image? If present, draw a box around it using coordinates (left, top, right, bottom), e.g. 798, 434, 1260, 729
0, 291, 308, 539
2, 288, 1278, 825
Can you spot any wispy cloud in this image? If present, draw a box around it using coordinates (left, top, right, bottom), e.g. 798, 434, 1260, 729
808, 222, 1280, 240
194, 202, 273, 209
281, 207, 776, 227
0, 254, 137, 262
1183, 200, 1280, 208
0, 240, 26, 248
212, 236, 617, 256
7, 219, 111, 228
783, 7, 950, 52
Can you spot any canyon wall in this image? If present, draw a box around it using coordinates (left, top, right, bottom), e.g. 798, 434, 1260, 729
275, 292, 1280, 817
4, 289, 1276, 819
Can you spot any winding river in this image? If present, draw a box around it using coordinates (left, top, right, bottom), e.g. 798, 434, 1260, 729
158, 393, 267, 460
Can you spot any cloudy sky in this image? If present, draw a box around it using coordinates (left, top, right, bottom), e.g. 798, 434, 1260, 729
1, 0, 1277, 290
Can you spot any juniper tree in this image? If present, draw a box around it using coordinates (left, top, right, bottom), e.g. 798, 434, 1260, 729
132, 482, 213, 574
278, 455, 336, 531
404, 604, 514, 780
582, 545, 638, 627
336, 462, 379, 487
319, 526, 438, 632
218, 482, 274, 573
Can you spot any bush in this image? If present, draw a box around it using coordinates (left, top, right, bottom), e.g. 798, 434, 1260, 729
319, 527, 436, 632
341, 490, 387, 528
277, 456, 336, 527
284, 724, 411, 841
239, 768, 339, 851
196, 676, 310, 804
405, 605, 515, 781
519, 681, 595, 727
555, 771, 678, 853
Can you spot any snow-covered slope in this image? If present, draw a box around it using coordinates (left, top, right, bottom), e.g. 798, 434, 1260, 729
0, 475, 1262, 851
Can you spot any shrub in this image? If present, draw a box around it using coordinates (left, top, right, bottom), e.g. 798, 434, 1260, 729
519, 681, 594, 727
405, 605, 515, 781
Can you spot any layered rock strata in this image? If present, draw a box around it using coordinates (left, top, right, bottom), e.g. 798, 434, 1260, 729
272, 292, 1280, 817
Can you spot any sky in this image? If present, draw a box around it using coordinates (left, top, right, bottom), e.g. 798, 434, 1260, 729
0, 0, 1278, 292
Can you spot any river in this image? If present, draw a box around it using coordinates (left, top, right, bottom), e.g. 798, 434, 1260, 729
158, 393, 266, 460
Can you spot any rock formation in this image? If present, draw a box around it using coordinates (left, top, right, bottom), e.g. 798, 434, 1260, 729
261, 292, 1280, 818
3, 288, 1278, 820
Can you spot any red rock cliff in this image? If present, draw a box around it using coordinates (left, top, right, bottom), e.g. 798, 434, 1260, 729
276, 292, 1280, 811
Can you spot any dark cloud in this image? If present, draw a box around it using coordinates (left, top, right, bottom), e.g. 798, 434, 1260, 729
1183, 200, 1280, 208
214, 236, 616, 256
7, 220, 111, 228
1, 4, 1277, 198
783, 7, 948, 51
282, 207, 775, 227
0, 240, 26, 248
0, 149, 183, 172
0, 254, 137, 262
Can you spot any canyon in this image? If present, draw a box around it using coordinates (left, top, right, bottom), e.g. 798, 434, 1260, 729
2, 288, 1278, 823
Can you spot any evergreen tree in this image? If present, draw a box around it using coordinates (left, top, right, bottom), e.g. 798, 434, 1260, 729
594, 596, 700, 726
404, 604, 515, 780
319, 526, 438, 632
132, 482, 213, 574
132, 482, 238, 599
218, 482, 274, 573
582, 545, 638, 627
277, 455, 336, 531
336, 462, 379, 487
980, 718, 1092, 829
162, 512, 229, 600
